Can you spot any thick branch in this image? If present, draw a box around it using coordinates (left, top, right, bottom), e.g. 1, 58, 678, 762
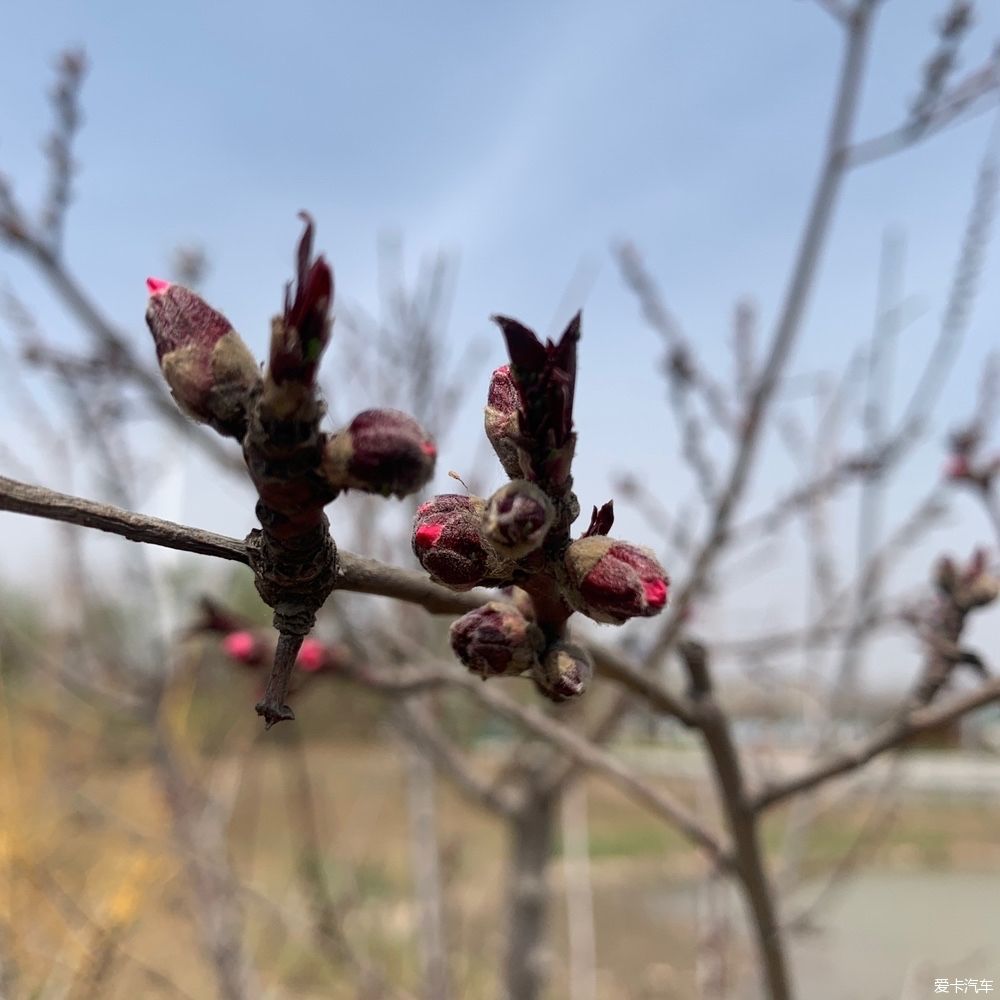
681, 641, 792, 1000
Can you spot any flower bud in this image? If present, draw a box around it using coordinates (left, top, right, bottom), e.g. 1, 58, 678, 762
412, 494, 497, 590
449, 601, 544, 678
534, 641, 593, 702
484, 365, 525, 478
323, 408, 436, 498
483, 479, 554, 559
145, 279, 262, 440
564, 536, 669, 624
296, 637, 328, 673
222, 630, 266, 667
269, 214, 334, 386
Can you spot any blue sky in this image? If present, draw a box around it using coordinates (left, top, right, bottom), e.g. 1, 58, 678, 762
1, 1, 999, 688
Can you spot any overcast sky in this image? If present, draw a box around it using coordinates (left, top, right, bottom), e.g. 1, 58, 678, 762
1, 1, 999, 689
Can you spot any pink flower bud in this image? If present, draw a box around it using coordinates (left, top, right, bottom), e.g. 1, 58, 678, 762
323, 408, 436, 498
484, 365, 525, 478
449, 601, 544, 678
412, 494, 496, 590
564, 536, 669, 624
534, 641, 593, 702
483, 479, 554, 559
145, 280, 261, 440
295, 637, 327, 673
222, 630, 265, 667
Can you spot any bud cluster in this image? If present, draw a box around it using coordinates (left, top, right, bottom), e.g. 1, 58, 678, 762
145, 216, 437, 726
412, 311, 670, 704
145, 217, 437, 503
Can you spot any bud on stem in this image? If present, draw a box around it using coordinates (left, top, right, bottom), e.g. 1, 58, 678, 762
145, 280, 261, 440
483, 479, 554, 559
323, 408, 436, 498
534, 640, 593, 702
412, 495, 514, 590
564, 536, 669, 624
450, 601, 544, 678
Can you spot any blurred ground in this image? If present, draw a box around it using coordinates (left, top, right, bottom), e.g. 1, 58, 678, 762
2, 675, 999, 1000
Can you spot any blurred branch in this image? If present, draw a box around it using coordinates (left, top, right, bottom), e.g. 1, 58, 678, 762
281, 726, 398, 999
848, 53, 1000, 168
753, 674, 1000, 811
150, 721, 258, 1000
0, 54, 244, 476
680, 639, 791, 1000
40, 50, 86, 253
391, 700, 518, 819
559, 0, 882, 805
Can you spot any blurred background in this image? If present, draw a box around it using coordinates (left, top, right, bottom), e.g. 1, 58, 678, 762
1, 1, 1000, 997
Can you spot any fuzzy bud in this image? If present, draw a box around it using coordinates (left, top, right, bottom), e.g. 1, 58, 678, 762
534, 641, 593, 702
323, 408, 436, 498
484, 365, 524, 478
482, 479, 555, 559
145, 280, 261, 439
412, 494, 503, 590
564, 536, 669, 624
449, 601, 544, 678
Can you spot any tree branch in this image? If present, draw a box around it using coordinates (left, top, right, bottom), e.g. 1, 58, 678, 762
0, 475, 695, 720
752, 675, 1000, 812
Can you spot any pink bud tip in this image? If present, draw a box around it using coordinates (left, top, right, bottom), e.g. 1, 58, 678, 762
414, 523, 443, 549
945, 455, 969, 480
223, 630, 258, 663
421, 440, 437, 457
296, 638, 327, 673
146, 277, 171, 296
643, 579, 669, 607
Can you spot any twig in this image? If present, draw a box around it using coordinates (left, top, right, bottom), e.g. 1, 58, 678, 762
391, 700, 518, 819
752, 675, 1000, 811
848, 55, 1000, 168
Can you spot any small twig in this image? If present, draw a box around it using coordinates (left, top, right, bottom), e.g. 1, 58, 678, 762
391, 700, 518, 819
40, 49, 86, 252
753, 674, 1000, 811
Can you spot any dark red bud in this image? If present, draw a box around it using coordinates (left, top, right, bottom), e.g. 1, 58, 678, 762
270, 213, 334, 386
449, 601, 544, 679
145, 280, 261, 439
483, 479, 554, 559
323, 408, 436, 498
534, 641, 593, 702
564, 536, 669, 624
